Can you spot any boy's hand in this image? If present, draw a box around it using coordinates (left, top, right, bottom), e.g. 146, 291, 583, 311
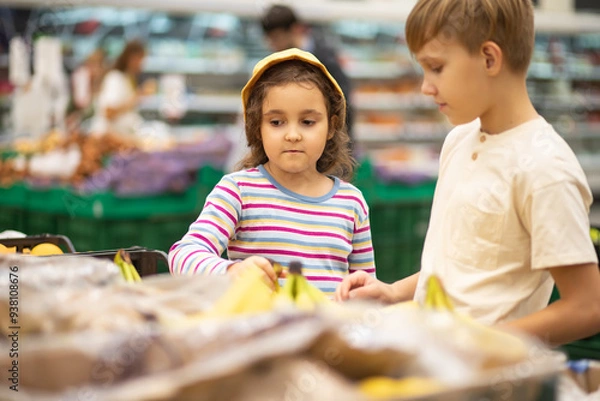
227, 256, 278, 290
335, 271, 395, 303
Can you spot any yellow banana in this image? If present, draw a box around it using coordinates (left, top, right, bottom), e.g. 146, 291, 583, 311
114, 250, 141, 282
207, 263, 275, 316
424, 274, 453, 311
294, 275, 316, 311
359, 376, 446, 399
273, 272, 296, 308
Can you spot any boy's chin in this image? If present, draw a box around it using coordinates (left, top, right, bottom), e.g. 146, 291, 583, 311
446, 114, 477, 126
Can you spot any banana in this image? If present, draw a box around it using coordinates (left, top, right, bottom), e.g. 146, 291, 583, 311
273, 271, 296, 308
294, 276, 316, 311
278, 261, 330, 311
207, 263, 275, 316
423, 274, 454, 311
359, 376, 446, 399
114, 250, 141, 282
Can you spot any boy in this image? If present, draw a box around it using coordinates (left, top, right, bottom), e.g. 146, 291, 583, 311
335, 0, 600, 346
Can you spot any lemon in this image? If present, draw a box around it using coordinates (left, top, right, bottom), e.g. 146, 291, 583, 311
0, 244, 17, 254
30, 243, 64, 256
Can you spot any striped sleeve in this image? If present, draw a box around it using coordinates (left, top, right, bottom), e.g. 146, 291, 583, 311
347, 190, 376, 277
168, 175, 241, 275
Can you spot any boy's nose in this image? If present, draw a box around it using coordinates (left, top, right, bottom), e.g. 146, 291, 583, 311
421, 79, 437, 96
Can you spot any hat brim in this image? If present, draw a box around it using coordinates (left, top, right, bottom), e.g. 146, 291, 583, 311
241, 48, 345, 117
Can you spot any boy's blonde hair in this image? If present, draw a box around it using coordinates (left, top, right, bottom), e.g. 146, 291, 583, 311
406, 0, 535, 74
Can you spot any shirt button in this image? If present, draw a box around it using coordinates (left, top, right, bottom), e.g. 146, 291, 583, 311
472, 152, 478, 161
480, 135, 486, 143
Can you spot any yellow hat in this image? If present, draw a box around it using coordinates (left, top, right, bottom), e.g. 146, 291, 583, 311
241, 48, 345, 116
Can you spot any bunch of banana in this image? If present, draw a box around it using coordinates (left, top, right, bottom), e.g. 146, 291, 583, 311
423, 274, 454, 311
207, 262, 275, 316
421, 274, 528, 368
274, 261, 330, 312
114, 250, 142, 283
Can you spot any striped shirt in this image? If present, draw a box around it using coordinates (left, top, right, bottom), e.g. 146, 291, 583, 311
168, 165, 376, 295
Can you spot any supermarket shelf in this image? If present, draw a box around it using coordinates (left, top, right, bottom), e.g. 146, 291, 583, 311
143, 56, 249, 76
355, 122, 448, 143
139, 93, 241, 114
345, 62, 416, 80
354, 93, 437, 112
533, 95, 600, 111
529, 63, 600, 82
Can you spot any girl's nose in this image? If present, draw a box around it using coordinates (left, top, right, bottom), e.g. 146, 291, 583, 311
285, 125, 302, 142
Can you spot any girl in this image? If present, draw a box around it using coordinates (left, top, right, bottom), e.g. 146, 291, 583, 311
169, 48, 376, 295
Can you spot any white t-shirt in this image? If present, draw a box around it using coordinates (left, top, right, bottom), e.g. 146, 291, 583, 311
90, 70, 143, 136
414, 117, 598, 325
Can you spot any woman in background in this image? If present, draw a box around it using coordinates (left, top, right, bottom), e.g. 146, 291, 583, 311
90, 40, 146, 136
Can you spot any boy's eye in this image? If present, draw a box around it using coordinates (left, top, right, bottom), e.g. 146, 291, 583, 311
431, 66, 443, 73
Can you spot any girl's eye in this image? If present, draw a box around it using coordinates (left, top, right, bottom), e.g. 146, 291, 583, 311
431, 66, 443, 73
302, 120, 316, 126
270, 120, 284, 127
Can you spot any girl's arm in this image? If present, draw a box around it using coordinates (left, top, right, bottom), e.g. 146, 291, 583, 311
504, 262, 600, 346
168, 177, 241, 275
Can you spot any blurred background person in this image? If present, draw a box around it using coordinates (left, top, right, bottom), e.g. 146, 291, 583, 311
261, 4, 355, 150
67, 48, 106, 130
90, 40, 146, 136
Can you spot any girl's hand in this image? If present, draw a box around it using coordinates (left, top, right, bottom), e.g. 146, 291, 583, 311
227, 256, 278, 290
335, 271, 395, 303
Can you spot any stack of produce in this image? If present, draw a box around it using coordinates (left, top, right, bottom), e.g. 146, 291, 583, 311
0, 253, 565, 401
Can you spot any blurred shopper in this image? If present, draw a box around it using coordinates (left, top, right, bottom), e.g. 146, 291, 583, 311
90, 40, 146, 136
67, 48, 106, 128
261, 4, 355, 148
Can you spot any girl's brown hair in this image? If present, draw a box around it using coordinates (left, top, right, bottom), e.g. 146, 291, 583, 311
237, 59, 355, 181
113, 40, 145, 73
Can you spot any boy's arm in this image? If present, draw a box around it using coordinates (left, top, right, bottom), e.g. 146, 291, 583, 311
503, 262, 600, 346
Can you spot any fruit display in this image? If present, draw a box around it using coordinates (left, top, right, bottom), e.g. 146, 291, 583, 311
0, 253, 565, 401
205, 260, 330, 317
0, 127, 232, 196
0, 241, 64, 255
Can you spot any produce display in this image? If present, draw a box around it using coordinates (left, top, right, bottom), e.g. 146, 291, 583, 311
0, 253, 564, 401
0, 128, 232, 196
0, 242, 64, 255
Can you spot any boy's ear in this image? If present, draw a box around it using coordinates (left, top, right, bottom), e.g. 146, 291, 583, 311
480, 41, 503, 76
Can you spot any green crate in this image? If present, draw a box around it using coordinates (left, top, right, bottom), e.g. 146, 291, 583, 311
562, 343, 600, 361
0, 183, 28, 208
27, 186, 71, 213
28, 185, 199, 219
24, 211, 60, 236
0, 206, 26, 233
195, 165, 224, 213
369, 201, 432, 283
57, 213, 196, 272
